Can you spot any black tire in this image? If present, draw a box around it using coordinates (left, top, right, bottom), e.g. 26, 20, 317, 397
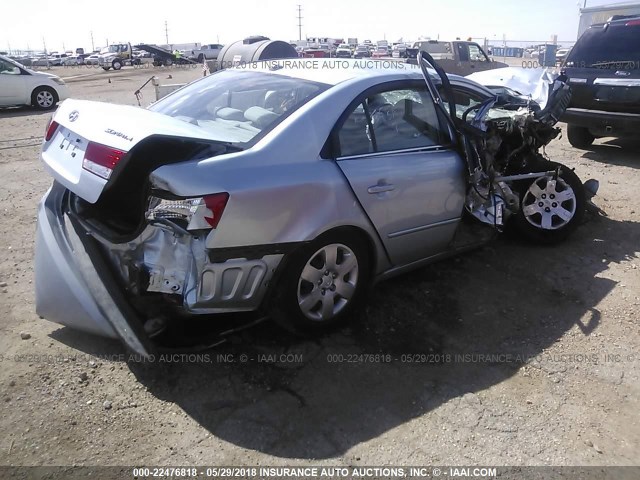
31, 86, 58, 110
102, 66, 110, 71
271, 230, 371, 333
197, 54, 205, 63
567, 125, 594, 149
512, 162, 585, 244
112, 59, 122, 70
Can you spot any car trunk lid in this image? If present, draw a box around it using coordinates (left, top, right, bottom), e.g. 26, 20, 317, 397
41, 99, 232, 203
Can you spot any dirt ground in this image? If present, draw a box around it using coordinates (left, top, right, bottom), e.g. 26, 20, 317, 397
0, 65, 638, 470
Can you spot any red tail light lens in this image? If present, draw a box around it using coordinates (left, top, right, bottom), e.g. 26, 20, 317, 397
203, 192, 230, 228
82, 142, 126, 180
146, 192, 229, 230
625, 20, 640, 26
45, 120, 59, 141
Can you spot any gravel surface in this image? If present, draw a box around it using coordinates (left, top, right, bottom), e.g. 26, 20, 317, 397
0, 66, 638, 469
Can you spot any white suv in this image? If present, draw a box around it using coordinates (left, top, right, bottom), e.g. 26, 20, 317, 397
0, 54, 70, 110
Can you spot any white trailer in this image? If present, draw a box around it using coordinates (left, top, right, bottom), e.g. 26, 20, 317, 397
578, 2, 640, 37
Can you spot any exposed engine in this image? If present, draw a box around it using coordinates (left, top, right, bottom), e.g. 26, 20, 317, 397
460, 74, 573, 228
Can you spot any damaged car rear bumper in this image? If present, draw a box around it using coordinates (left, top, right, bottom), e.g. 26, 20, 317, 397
35, 182, 284, 356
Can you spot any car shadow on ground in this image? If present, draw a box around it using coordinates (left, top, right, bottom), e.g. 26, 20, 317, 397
0, 106, 55, 119
581, 138, 640, 169
52, 214, 639, 459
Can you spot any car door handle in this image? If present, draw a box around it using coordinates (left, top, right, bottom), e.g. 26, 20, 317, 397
367, 183, 395, 194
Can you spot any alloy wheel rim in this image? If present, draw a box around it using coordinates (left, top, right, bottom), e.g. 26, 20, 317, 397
37, 91, 54, 107
522, 176, 576, 230
297, 243, 359, 321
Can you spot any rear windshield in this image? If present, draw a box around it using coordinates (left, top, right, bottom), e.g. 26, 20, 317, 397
149, 69, 329, 145
567, 23, 640, 69
414, 42, 451, 54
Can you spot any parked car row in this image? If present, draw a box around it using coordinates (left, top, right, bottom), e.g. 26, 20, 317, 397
303, 42, 409, 59
8, 47, 152, 68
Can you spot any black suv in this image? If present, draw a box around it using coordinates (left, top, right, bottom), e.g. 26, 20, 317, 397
561, 15, 640, 149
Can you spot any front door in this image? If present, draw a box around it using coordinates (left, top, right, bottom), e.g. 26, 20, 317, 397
467, 42, 494, 73
334, 84, 466, 266
0, 59, 26, 106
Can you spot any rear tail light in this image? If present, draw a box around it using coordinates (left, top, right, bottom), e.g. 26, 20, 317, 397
146, 192, 229, 231
44, 120, 59, 141
82, 142, 126, 180
625, 20, 640, 26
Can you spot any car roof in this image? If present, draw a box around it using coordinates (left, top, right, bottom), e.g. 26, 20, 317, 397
232, 58, 492, 93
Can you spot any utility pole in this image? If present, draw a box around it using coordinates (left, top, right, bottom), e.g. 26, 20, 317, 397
42, 37, 47, 54
296, 5, 303, 41
90, 31, 95, 51
164, 20, 169, 46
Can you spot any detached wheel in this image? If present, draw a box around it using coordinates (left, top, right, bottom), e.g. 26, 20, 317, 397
271, 231, 371, 333
198, 54, 205, 63
513, 163, 585, 244
567, 125, 594, 149
112, 59, 122, 70
31, 86, 58, 110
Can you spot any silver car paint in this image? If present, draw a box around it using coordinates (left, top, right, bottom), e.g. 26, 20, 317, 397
35, 62, 495, 349
337, 148, 465, 266
36, 183, 152, 356
149, 70, 487, 271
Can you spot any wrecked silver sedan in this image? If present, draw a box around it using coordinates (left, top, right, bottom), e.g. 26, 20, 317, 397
35, 55, 597, 356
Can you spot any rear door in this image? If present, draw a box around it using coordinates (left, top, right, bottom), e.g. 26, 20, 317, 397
334, 82, 466, 266
565, 21, 640, 114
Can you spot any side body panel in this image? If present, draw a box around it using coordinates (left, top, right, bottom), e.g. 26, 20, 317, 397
337, 149, 465, 265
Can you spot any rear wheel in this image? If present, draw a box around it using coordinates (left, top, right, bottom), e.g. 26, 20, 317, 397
567, 125, 595, 149
271, 231, 371, 333
31, 86, 58, 110
102, 66, 110, 71
513, 163, 585, 244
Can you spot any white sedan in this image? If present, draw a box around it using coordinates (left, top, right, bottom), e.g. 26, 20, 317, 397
0, 54, 70, 110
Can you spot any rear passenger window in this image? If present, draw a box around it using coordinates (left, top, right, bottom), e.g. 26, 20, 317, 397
337, 86, 444, 157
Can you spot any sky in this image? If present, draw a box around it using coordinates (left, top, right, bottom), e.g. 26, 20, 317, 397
2, 0, 630, 53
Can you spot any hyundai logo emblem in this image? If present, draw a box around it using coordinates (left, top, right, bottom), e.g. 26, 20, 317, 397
69, 110, 79, 122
